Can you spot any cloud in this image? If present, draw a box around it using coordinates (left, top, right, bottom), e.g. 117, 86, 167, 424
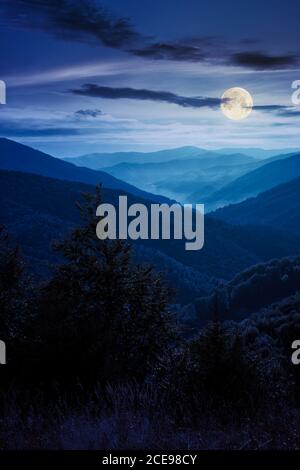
277, 109, 300, 118
131, 41, 206, 62
2, 1, 299, 74
74, 108, 103, 118
1, 1, 213, 61
131, 38, 300, 72
1, 0, 139, 48
252, 105, 288, 111
69, 84, 222, 109
231, 52, 298, 70
0, 127, 81, 137
252, 105, 300, 117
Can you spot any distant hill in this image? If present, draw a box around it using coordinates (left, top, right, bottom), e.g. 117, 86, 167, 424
200, 152, 300, 211
215, 147, 300, 159
63, 146, 208, 169
0, 169, 216, 302
102, 153, 259, 201
76, 147, 293, 204
180, 257, 300, 330
0, 138, 168, 203
63, 145, 297, 204
64, 146, 299, 169
2, 171, 300, 292
212, 176, 300, 233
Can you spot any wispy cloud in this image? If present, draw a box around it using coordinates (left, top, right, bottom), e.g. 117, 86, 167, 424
131, 38, 300, 71
1, 0, 139, 48
2, 1, 299, 74
0, 126, 81, 137
252, 105, 300, 117
5, 61, 134, 87
131, 41, 208, 62
252, 104, 288, 111
69, 83, 222, 109
277, 109, 300, 118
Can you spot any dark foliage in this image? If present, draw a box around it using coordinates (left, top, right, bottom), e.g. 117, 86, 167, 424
1, 186, 300, 449
28, 188, 175, 386
240, 293, 300, 400
161, 294, 285, 424
184, 257, 300, 330
0, 225, 29, 342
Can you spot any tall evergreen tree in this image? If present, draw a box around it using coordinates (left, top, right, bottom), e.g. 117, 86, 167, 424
34, 187, 175, 386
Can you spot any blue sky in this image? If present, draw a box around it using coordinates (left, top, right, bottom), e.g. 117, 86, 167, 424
0, 0, 300, 156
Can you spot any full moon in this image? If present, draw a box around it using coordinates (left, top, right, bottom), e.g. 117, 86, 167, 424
221, 87, 253, 120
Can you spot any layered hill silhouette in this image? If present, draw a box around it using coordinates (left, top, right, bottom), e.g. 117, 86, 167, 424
64, 146, 212, 169
0, 138, 168, 203
201, 152, 300, 211
65, 145, 297, 204
2, 170, 300, 290
0, 169, 216, 302
65, 146, 298, 169
215, 147, 300, 159
2, 138, 300, 312
212, 176, 300, 233
102, 153, 259, 201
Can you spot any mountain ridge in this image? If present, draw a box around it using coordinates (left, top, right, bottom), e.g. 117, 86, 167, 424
200, 152, 300, 211
0, 138, 169, 204
211, 175, 300, 232
2, 169, 300, 286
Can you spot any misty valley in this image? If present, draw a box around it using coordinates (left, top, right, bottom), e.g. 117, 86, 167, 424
1, 132, 300, 452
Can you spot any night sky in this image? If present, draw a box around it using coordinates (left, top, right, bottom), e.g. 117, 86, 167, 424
0, 0, 300, 156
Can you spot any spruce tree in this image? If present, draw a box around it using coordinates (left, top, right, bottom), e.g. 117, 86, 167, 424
35, 187, 175, 386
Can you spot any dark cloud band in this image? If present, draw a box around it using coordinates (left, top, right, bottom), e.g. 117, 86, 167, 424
69, 84, 222, 109
2, 1, 298, 71
0, 127, 81, 137
1, 0, 138, 48
252, 105, 287, 111
74, 109, 103, 118
231, 52, 298, 70
131, 42, 206, 62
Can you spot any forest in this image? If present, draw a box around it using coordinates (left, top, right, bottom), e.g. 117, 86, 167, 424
0, 188, 299, 449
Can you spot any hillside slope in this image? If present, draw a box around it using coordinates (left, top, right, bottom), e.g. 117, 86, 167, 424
0, 170, 215, 302
64, 146, 210, 169
2, 171, 300, 286
103, 154, 259, 201
0, 138, 167, 203
212, 176, 300, 232
200, 152, 300, 211
180, 257, 300, 330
